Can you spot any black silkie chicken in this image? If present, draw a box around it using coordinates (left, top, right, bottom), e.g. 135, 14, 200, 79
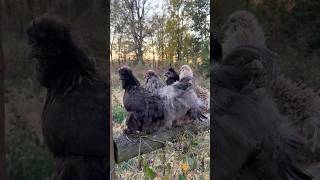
26, 14, 109, 180
119, 66, 166, 134
119, 66, 205, 134
163, 66, 180, 85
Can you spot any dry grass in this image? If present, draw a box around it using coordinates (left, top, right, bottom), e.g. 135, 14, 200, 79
111, 63, 210, 179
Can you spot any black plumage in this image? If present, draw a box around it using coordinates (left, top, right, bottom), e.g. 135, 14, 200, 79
119, 66, 166, 134
27, 14, 108, 180
163, 66, 180, 85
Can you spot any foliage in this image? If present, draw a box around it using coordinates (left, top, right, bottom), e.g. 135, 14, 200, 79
185, 0, 209, 39
143, 161, 157, 179
216, 0, 320, 86
199, 39, 210, 76
114, 127, 210, 179
6, 110, 53, 180
111, 0, 210, 77
112, 104, 127, 124
251, 0, 320, 86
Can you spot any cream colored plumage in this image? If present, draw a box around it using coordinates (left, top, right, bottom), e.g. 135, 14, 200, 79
179, 65, 209, 113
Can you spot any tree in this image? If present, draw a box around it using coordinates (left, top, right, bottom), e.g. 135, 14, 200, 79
148, 14, 166, 66
111, 0, 128, 63
121, 0, 149, 65
185, 0, 209, 40
165, 0, 186, 65
184, 0, 209, 70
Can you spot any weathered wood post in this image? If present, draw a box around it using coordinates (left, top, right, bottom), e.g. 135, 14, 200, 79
114, 121, 209, 163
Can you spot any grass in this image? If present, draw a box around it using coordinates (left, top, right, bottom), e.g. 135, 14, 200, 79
5, 85, 53, 180
6, 115, 53, 180
111, 63, 210, 179
3, 32, 108, 180
112, 104, 127, 124
114, 128, 210, 180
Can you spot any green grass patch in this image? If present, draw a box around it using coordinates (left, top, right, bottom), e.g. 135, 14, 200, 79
112, 104, 127, 124
6, 115, 54, 180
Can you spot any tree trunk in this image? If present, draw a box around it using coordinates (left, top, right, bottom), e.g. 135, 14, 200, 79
110, 30, 116, 63
136, 47, 143, 65
152, 38, 155, 68
0, 1, 7, 179
161, 42, 164, 62
124, 0, 146, 65
118, 36, 122, 65
110, 43, 113, 63
114, 121, 209, 163
123, 44, 127, 63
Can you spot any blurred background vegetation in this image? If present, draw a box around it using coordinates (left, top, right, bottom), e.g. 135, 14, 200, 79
2, 0, 320, 179
2, 1, 106, 179
215, 0, 320, 87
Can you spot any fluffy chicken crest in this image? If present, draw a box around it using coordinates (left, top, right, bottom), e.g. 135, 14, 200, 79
118, 66, 134, 79
222, 10, 266, 56
179, 64, 194, 80
119, 65, 131, 72
178, 64, 209, 113
144, 70, 158, 79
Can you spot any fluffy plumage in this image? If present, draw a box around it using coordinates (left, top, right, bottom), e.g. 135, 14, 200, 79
222, 45, 280, 90
119, 66, 166, 134
179, 65, 194, 79
157, 75, 206, 127
222, 10, 320, 167
120, 66, 205, 134
212, 59, 312, 180
270, 76, 320, 163
144, 70, 165, 94
222, 10, 267, 57
179, 65, 209, 113
150, 66, 207, 126
221, 10, 280, 81
27, 14, 108, 180
146, 68, 206, 126
163, 66, 180, 85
